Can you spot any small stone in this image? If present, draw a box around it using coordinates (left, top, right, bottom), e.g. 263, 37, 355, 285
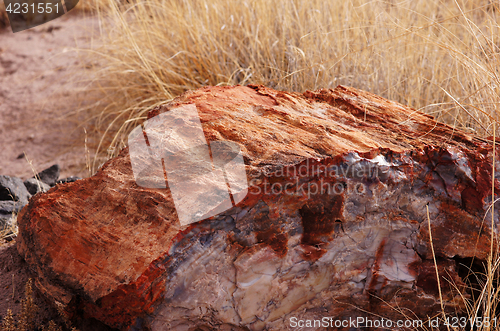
0, 176, 31, 203
24, 178, 51, 195
34, 164, 60, 187
0, 210, 12, 224
57, 176, 82, 184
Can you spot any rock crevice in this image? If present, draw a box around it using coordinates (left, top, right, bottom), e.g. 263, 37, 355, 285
17, 85, 499, 330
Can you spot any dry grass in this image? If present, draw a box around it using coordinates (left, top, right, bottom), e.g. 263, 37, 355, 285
33, 0, 500, 328
418, 125, 499, 331
0, 214, 18, 243
1, 279, 37, 331
426, 207, 500, 331
72, 0, 500, 170
70, 0, 105, 13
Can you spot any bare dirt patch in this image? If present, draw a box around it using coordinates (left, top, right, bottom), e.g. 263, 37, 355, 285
0, 9, 105, 329
0, 10, 97, 180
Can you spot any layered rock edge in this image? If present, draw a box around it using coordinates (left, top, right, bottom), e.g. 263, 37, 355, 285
17, 85, 499, 330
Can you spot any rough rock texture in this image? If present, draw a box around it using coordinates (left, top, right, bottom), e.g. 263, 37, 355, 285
57, 176, 82, 184
24, 178, 51, 195
17, 85, 499, 330
0, 175, 31, 203
33, 164, 61, 187
0, 175, 30, 231
0, 212, 15, 235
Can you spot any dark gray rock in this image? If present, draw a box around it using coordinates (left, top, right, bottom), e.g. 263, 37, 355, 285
34, 164, 60, 186
24, 178, 51, 195
57, 176, 82, 184
0, 176, 30, 240
0, 212, 12, 226
0, 213, 14, 225
0, 200, 23, 236
0, 175, 31, 203
0, 200, 27, 214
0, 214, 16, 240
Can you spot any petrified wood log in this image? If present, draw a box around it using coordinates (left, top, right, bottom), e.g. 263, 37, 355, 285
17, 85, 498, 330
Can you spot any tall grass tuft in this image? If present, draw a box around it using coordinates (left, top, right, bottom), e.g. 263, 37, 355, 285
75, 0, 500, 170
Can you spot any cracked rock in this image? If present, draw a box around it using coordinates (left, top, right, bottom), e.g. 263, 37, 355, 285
16, 85, 499, 330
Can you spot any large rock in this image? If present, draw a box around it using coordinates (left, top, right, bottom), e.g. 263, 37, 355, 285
0, 175, 30, 235
17, 85, 498, 330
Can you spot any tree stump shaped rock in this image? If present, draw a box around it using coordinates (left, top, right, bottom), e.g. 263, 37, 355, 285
17, 85, 499, 330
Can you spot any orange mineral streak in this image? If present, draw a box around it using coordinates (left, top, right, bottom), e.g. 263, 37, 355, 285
16, 85, 499, 330
18, 151, 182, 303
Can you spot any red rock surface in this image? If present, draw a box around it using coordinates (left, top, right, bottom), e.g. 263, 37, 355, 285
17, 85, 498, 330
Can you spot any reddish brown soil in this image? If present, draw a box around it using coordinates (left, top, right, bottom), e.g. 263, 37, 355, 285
0, 242, 64, 327
0, 242, 115, 330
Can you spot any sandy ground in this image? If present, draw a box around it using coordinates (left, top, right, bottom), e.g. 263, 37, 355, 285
0, 9, 97, 180
0, 10, 108, 329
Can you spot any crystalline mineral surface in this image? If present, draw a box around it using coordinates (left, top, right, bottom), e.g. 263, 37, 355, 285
17, 85, 498, 330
